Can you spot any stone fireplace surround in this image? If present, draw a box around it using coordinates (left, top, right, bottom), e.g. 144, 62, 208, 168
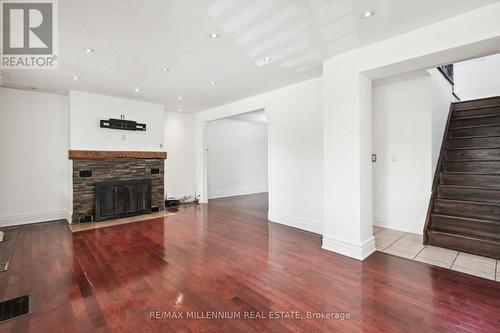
69, 150, 166, 223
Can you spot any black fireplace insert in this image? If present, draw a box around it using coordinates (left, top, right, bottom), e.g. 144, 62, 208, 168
95, 179, 152, 221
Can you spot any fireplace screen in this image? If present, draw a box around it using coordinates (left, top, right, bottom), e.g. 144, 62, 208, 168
95, 179, 152, 221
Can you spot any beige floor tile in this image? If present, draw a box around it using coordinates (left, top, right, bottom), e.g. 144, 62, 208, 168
451, 252, 496, 280
374, 229, 405, 251
414, 246, 458, 268
382, 233, 425, 259
383, 247, 417, 260
414, 256, 453, 268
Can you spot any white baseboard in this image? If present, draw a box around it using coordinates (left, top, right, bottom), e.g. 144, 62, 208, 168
0, 210, 69, 227
322, 234, 375, 261
268, 211, 323, 235
208, 188, 268, 199
373, 215, 424, 235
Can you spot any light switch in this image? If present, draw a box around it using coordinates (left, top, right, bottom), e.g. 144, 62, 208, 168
122, 134, 126, 141
372, 154, 377, 162
392, 154, 397, 162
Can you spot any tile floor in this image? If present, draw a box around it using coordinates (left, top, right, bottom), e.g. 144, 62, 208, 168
374, 226, 499, 282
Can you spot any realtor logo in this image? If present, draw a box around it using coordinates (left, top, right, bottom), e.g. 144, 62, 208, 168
1, 0, 58, 69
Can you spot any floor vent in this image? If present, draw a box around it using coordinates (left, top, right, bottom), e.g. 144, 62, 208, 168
0, 295, 31, 323
0, 262, 9, 273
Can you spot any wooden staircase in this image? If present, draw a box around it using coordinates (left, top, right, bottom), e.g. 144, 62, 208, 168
424, 96, 500, 259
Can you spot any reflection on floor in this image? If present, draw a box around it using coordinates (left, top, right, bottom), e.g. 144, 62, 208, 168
374, 226, 500, 281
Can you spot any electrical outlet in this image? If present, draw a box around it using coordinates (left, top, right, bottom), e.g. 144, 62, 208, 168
122, 134, 126, 141
392, 154, 397, 162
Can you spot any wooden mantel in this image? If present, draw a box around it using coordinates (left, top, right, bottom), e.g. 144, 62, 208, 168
68, 150, 167, 160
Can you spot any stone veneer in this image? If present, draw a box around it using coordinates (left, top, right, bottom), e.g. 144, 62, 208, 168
72, 159, 164, 223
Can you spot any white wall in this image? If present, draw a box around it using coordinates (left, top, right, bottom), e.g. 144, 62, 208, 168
70, 91, 164, 151
0, 87, 70, 227
454, 53, 500, 101
372, 72, 432, 234
164, 111, 196, 199
207, 118, 268, 199
372, 69, 452, 235
196, 77, 323, 234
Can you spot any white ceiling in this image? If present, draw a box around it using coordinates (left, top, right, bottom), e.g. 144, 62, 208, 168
1, 0, 498, 112
227, 109, 267, 123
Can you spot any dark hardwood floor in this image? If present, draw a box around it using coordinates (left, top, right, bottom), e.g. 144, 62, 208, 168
1, 193, 499, 332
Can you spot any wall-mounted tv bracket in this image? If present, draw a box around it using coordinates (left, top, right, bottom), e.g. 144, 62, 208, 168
100, 118, 146, 131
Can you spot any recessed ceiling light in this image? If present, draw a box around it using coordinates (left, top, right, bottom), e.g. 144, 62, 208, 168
362, 10, 374, 18
209, 33, 220, 39
84, 48, 95, 53
161, 68, 170, 72
177, 109, 183, 112
210, 81, 217, 85
177, 96, 182, 100
264, 57, 272, 62
72, 76, 80, 80
134, 88, 140, 93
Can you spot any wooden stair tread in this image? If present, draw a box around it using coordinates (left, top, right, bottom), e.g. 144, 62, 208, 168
428, 229, 500, 244
435, 198, 500, 207
438, 184, 500, 191
451, 114, 500, 121
441, 171, 500, 176
446, 147, 500, 151
449, 124, 500, 130
445, 159, 500, 162
431, 213, 500, 226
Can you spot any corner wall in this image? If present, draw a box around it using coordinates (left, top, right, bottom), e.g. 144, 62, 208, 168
196, 77, 323, 234
0, 87, 70, 227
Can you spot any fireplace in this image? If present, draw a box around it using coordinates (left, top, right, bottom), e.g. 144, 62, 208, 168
69, 150, 166, 223
95, 179, 152, 221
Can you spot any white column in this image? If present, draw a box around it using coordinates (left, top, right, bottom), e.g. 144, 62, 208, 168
322, 56, 375, 260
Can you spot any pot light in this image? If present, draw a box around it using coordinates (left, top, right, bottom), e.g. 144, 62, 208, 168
177, 96, 182, 100
209, 33, 220, 39
161, 68, 170, 72
264, 57, 272, 62
362, 10, 374, 18
134, 88, 140, 93
177, 109, 183, 112
84, 48, 95, 53
73, 76, 80, 80
210, 81, 217, 85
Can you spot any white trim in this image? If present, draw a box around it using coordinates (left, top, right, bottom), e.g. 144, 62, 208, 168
0, 210, 69, 227
268, 210, 323, 234
322, 234, 376, 261
373, 215, 424, 235
208, 189, 268, 199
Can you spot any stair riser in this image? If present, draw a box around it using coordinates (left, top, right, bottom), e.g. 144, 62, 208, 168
453, 97, 500, 111
446, 149, 500, 161
431, 215, 500, 240
434, 200, 500, 221
437, 186, 500, 204
452, 106, 500, 118
450, 115, 500, 129
449, 126, 500, 138
427, 231, 500, 259
440, 174, 500, 189
443, 161, 500, 174
448, 137, 500, 149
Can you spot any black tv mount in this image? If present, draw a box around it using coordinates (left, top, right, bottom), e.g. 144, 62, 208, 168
100, 118, 146, 131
